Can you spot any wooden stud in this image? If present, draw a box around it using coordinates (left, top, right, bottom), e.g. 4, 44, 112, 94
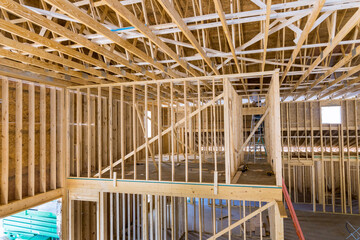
224, 78, 231, 184
121, 86, 125, 180
184, 81, 188, 182
15, 81, 22, 200
87, 88, 92, 177
157, 84, 162, 181
1, 77, 9, 204
50, 87, 57, 190
60, 88, 66, 188
171, 82, 175, 181
109, 86, 113, 177
97, 87, 102, 178
133, 86, 137, 180
76, 89, 82, 178
198, 80, 202, 182
145, 84, 149, 180
40, 85, 47, 193
28, 83, 35, 196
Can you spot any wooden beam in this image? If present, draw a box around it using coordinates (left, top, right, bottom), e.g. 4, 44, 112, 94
320, 75, 360, 99
1, 77, 9, 205
50, 88, 57, 190
28, 83, 35, 197
268, 70, 282, 186
157, 84, 162, 181
0, 34, 110, 84
0, 63, 71, 87
0, 18, 139, 82
87, 88, 92, 178
260, 0, 272, 93
67, 178, 282, 201
120, 86, 125, 180
213, 0, 246, 93
42, 0, 181, 79
60, 89, 66, 188
0, 188, 63, 218
95, 93, 224, 176
109, 87, 113, 177
285, 8, 360, 98
133, 104, 158, 171
280, 0, 325, 84
97, 88, 102, 178
308, 59, 360, 99
207, 201, 276, 239
40, 85, 46, 193
242, 107, 267, 115
25, 0, 356, 40
68, 71, 276, 89
0, 0, 157, 80
0, 49, 94, 86
104, 0, 203, 77
241, 107, 269, 151
224, 78, 231, 183
154, 0, 219, 75
76, 90, 82, 178
15, 81, 22, 200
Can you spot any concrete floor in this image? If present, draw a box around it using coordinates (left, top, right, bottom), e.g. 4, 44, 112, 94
284, 209, 360, 240
182, 203, 360, 240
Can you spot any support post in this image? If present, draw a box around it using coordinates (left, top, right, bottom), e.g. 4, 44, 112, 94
223, 78, 231, 184
267, 69, 282, 186
269, 203, 284, 240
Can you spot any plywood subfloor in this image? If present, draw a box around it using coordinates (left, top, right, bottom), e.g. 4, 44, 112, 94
119, 155, 227, 183
107, 154, 276, 185
234, 163, 276, 185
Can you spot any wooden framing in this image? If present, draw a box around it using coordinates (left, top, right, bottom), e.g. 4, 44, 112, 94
0, 0, 357, 98
65, 72, 278, 184
266, 70, 282, 186
1, 77, 9, 204
154, 0, 219, 75
0, 189, 63, 218
285, 7, 360, 99
28, 83, 35, 197
0, 78, 65, 216
213, 0, 242, 77
280, 0, 325, 84
1, 0, 360, 237
61, 71, 284, 238
66, 182, 283, 239
281, 98, 360, 215
43, 0, 181, 79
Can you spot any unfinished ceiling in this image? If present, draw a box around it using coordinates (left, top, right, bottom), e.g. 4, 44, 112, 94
0, 0, 359, 100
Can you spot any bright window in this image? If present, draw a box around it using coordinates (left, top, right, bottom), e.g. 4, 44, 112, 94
321, 106, 341, 124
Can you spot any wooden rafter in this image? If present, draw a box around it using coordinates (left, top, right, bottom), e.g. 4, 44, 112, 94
42, 0, 189, 78
103, 0, 203, 79
213, 0, 240, 73
260, 0, 271, 93
0, 0, 158, 80
0, 18, 140, 82
284, 7, 360, 99
280, 0, 326, 84
155, 0, 219, 75
0, 0, 357, 97
213, 0, 247, 93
